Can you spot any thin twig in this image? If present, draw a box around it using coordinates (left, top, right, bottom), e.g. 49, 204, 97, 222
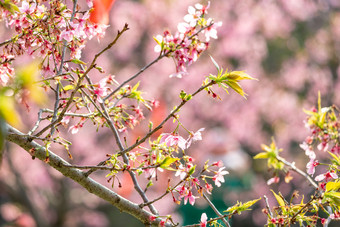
34, 24, 129, 137
140, 177, 188, 208
50, 0, 78, 136
276, 156, 318, 189
98, 102, 158, 215
103, 23, 214, 102
263, 195, 273, 217
118, 81, 214, 156
203, 193, 230, 227
28, 109, 43, 135
89, 81, 215, 176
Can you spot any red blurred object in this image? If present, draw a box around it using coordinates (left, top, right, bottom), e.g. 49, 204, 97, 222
89, 0, 116, 25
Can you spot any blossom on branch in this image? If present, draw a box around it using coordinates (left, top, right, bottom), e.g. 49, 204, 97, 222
200, 213, 208, 227
212, 167, 229, 187
315, 170, 338, 182
186, 128, 204, 148
153, 1, 221, 78
160, 133, 187, 150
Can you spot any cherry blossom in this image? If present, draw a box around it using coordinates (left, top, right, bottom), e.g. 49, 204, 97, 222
212, 167, 229, 187
200, 213, 208, 227
175, 164, 187, 180
184, 191, 197, 206
300, 142, 316, 159
212, 160, 224, 168
203, 19, 223, 42
205, 183, 213, 194
186, 128, 204, 148
315, 170, 338, 182
306, 159, 319, 176
160, 133, 187, 150
153, 1, 220, 78
267, 176, 280, 185
69, 124, 80, 134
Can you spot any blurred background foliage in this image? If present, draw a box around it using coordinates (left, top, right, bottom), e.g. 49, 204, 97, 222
1, 0, 340, 226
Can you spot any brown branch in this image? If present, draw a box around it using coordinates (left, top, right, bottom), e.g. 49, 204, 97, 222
5, 125, 170, 227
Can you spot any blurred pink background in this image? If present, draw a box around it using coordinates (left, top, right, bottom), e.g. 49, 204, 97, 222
1, 0, 340, 226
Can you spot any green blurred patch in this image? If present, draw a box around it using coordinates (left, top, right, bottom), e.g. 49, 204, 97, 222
262, 38, 294, 74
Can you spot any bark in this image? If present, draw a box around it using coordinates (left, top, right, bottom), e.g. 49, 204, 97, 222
5, 125, 169, 227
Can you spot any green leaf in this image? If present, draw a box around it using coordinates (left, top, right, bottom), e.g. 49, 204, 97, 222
188, 165, 196, 176
225, 80, 247, 98
179, 90, 186, 100
253, 152, 269, 159
0, 0, 19, 13
131, 81, 140, 92
326, 181, 340, 193
271, 190, 286, 209
63, 85, 75, 91
71, 59, 86, 65
328, 152, 340, 166
224, 198, 261, 214
146, 180, 153, 188
324, 191, 340, 206
159, 157, 179, 169
227, 71, 257, 81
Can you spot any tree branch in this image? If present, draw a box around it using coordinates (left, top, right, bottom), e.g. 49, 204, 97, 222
5, 125, 170, 227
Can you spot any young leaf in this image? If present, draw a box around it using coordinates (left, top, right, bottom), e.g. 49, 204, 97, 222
159, 157, 179, 169
326, 181, 340, 192
71, 59, 86, 65
209, 55, 220, 72
224, 198, 261, 214
271, 190, 286, 208
253, 152, 269, 159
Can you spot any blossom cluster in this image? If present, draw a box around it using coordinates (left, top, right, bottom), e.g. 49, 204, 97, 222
154, 1, 222, 78
0, 0, 107, 87
300, 102, 340, 182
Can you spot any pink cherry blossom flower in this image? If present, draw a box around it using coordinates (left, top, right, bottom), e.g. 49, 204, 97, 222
315, 170, 338, 182
94, 77, 109, 99
19, 1, 35, 14
205, 183, 213, 194
300, 142, 316, 159
329, 211, 340, 220
60, 29, 75, 42
212, 160, 224, 168
186, 128, 204, 148
306, 159, 319, 176
169, 71, 188, 79
184, 191, 197, 206
160, 133, 187, 150
61, 114, 71, 125
195, 1, 210, 14
183, 6, 201, 27
203, 19, 222, 42
86, 0, 93, 8
69, 124, 80, 134
144, 168, 163, 179
176, 185, 187, 199
212, 167, 229, 187
267, 176, 280, 185
317, 141, 329, 152
200, 213, 208, 227
175, 164, 187, 180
